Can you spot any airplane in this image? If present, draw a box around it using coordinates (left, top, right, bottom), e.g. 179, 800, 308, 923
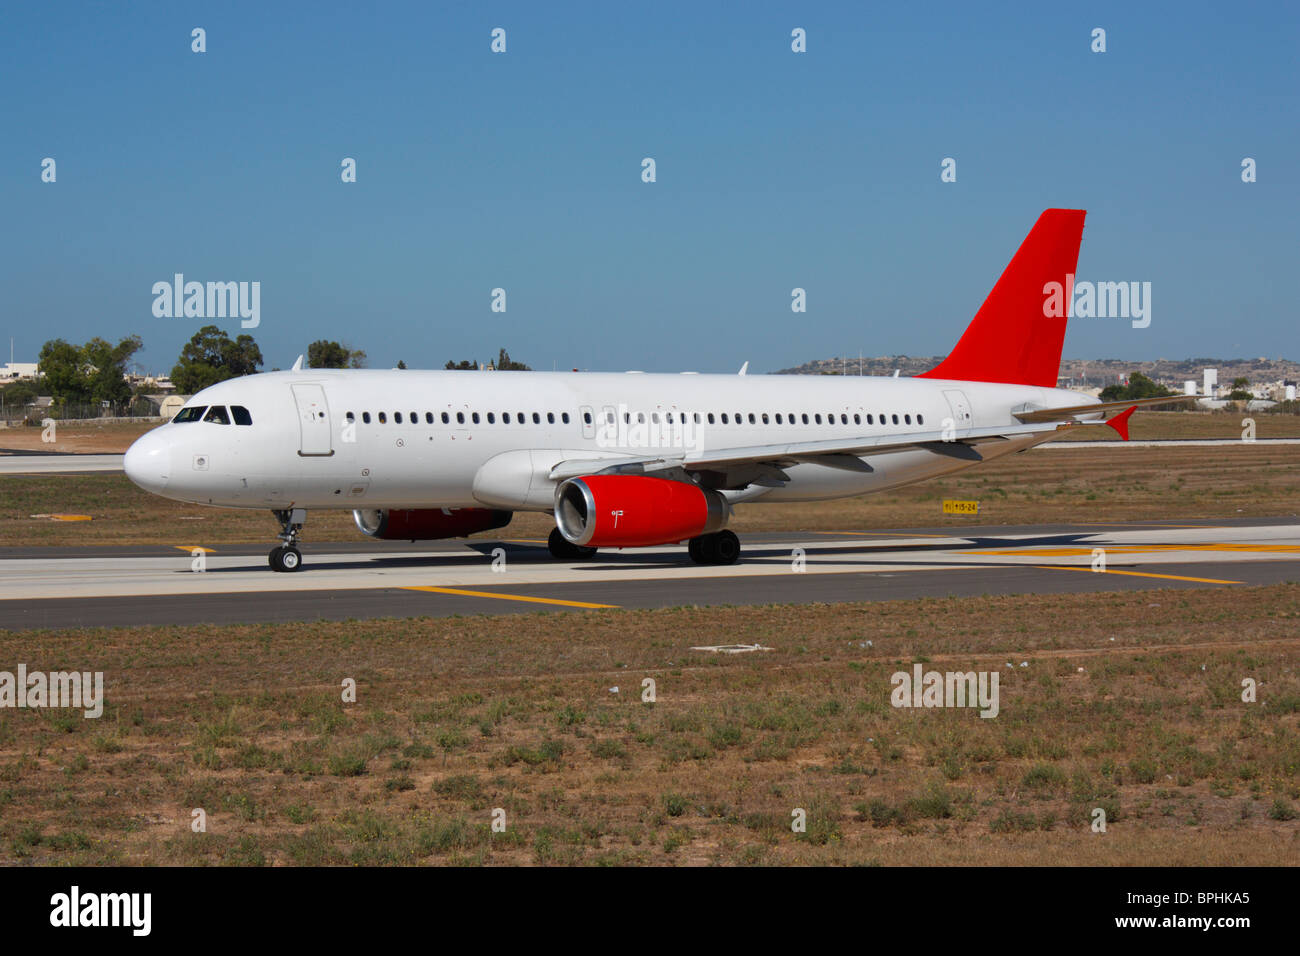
124, 208, 1186, 572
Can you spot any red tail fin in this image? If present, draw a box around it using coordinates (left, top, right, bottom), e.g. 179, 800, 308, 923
919, 209, 1086, 387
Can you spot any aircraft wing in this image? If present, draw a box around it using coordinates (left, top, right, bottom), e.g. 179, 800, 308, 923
548, 396, 1179, 487
548, 421, 1060, 485
1012, 394, 1195, 423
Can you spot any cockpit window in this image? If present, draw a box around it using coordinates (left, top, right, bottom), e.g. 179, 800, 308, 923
173, 406, 207, 423
203, 406, 231, 425
231, 405, 252, 426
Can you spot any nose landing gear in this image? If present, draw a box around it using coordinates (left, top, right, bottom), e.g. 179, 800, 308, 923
269, 508, 306, 572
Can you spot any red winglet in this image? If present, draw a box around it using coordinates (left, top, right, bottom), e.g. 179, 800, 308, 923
1105, 405, 1137, 441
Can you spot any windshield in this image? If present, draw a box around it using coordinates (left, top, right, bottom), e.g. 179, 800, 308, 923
203, 406, 231, 425
173, 406, 207, 423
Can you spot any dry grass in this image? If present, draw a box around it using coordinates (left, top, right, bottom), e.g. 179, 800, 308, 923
1, 584, 1297, 865
0, 420, 160, 454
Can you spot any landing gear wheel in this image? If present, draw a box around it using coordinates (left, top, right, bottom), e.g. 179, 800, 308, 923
269, 546, 302, 572
688, 531, 740, 565
270, 508, 307, 572
548, 527, 597, 561
712, 530, 741, 565
688, 534, 716, 564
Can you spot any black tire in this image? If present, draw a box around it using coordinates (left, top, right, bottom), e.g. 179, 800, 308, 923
687, 537, 705, 563
270, 546, 302, 572
712, 530, 740, 565
548, 527, 596, 561
692, 533, 720, 564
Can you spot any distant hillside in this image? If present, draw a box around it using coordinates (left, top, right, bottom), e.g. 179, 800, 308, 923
775, 356, 1300, 387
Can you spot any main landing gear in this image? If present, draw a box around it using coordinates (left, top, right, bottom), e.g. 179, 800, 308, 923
269, 508, 306, 572
548, 527, 598, 560
688, 530, 741, 565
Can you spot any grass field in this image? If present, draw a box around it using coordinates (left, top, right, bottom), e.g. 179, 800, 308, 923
0, 584, 1296, 865
2, 440, 1296, 547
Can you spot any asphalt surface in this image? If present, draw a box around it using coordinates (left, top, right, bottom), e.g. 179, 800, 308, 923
1, 518, 1296, 629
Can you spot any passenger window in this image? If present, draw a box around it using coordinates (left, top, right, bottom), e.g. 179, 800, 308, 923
652, 413, 660, 424
583, 411, 592, 425
203, 405, 230, 424
363, 412, 372, 424
841, 414, 848, 424
472, 412, 480, 424
905, 414, 912, 425
456, 412, 465, 424
533, 412, 540, 424
775, 413, 782, 424
761, 413, 769, 424
378, 412, 387, 424
721, 413, 729, 424
853, 414, 860, 425
561, 412, 570, 424
231, 405, 253, 426
815, 414, 823, 424
395, 412, 403, 424
425, 412, 433, 424
488, 412, 496, 424
547, 412, 555, 424
694, 413, 701, 424
518, 412, 525, 424
748, 413, 756, 424
410, 412, 417, 423
867, 414, 873, 425
708, 413, 715, 424
441, 412, 449, 424
918, 414, 924, 425
892, 414, 899, 424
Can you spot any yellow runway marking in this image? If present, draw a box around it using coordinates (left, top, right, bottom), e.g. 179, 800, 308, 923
404, 586, 617, 609
173, 545, 216, 553
812, 530, 954, 539
972, 543, 1300, 556
1035, 566, 1243, 585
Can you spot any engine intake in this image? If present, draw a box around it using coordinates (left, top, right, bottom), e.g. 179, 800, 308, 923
555, 475, 727, 548
353, 507, 512, 541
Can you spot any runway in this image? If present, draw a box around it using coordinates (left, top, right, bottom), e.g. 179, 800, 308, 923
1, 517, 1296, 629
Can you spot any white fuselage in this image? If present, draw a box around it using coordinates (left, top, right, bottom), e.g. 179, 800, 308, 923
123, 369, 1098, 512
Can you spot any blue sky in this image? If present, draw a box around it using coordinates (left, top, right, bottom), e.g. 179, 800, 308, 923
5, 1, 1296, 375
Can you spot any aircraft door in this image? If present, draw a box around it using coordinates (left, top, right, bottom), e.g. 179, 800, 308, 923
292, 383, 334, 456
942, 389, 973, 438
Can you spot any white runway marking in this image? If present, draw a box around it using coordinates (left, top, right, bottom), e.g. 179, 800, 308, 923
1, 524, 1295, 601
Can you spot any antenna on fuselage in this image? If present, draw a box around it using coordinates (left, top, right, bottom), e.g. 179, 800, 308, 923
738, 361, 749, 375
291, 355, 304, 371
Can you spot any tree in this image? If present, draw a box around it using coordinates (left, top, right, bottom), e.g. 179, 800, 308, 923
1227, 377, 1253, 401
495, 348, 530, 371
396, 360, 407, 369
37, 335, 143, 406
1099, 372, 1175, 403
444, 349, 530, 371
307, 340, 366, 369
171, 325, 263, 394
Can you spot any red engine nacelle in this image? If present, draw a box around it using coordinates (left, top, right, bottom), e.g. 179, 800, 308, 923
353, 507, 512, 541
554, 475, 727, 548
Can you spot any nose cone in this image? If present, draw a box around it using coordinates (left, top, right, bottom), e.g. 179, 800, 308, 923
124, 429, 171, 494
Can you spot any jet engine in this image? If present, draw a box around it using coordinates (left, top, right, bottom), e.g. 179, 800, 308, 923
554, 475, 727, 548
